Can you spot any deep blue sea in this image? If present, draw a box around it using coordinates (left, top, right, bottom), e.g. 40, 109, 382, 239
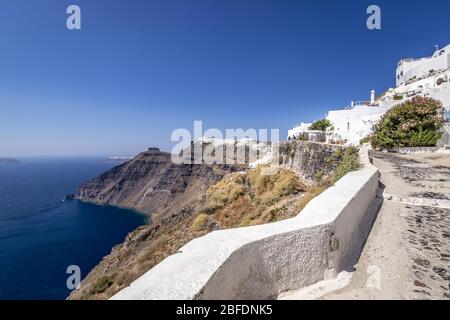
0, 158, 147, 300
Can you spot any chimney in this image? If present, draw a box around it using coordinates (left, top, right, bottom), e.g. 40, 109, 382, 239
370, 90, 376, 105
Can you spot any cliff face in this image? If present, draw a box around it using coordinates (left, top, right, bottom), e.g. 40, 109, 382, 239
76, 149, 240, 219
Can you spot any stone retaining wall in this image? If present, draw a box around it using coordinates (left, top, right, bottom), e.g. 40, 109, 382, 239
396, 147, 439, 154
278, 141, 347, 180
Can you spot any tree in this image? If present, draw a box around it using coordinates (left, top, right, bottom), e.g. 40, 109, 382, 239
371, 96, 445, 149
309, 119, 332, 132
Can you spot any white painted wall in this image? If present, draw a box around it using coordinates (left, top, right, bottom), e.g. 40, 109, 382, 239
288, 122, 312, 139
112, 151, 379, 300
397, 45, 450, 86
326, 105, 392, 145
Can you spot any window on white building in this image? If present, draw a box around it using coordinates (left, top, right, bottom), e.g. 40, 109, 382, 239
347, 122, 350, 131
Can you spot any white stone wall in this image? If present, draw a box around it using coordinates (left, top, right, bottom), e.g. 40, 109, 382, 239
112, 151, 379, 300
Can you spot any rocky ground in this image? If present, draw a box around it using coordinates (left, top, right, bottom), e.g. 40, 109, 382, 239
323, 151, 450, 300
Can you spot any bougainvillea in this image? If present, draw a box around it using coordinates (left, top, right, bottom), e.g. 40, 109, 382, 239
371, 96, 445, 149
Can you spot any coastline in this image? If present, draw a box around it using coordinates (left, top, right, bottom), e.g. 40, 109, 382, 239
74, 198, 152, 222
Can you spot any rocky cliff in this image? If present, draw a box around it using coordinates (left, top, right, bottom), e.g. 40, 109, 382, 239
76, 148, 241, 219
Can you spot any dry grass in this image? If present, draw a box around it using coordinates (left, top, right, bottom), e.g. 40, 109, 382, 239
191, 213, 209, 231
195, 165, 307, 228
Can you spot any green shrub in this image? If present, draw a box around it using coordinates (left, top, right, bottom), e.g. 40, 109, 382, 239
359, 136, 370, 146
94, 275, 113, 293
229, 185, 245, 201
314, 170, 324, 181
267, 207, 282, 222
191, 214, 209, 232
199, 204, 220, 215
371, 97, 444, 149
333, 147, 360, 183
309, 119, 332, 132
325, 156, 334, 168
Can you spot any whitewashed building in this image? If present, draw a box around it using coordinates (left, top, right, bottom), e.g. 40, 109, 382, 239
289, 45, 450, 146
396, 44, 450, 86
287, 122, 312, 140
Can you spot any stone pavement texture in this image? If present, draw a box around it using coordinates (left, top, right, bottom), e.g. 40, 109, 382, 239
323, 151, 450, 300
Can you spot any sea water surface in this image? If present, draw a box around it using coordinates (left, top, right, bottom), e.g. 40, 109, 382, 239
0, 158, 147, 300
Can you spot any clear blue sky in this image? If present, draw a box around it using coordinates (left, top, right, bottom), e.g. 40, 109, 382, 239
1, 0, 449, 157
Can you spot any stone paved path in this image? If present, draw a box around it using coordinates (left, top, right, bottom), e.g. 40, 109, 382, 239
323, 151, 450, 300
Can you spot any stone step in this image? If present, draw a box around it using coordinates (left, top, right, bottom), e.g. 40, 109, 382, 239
379, 191, 450, 209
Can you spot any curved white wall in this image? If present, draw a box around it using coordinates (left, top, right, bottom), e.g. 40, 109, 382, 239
112, 151, 379, 300
397, 45, 450, 86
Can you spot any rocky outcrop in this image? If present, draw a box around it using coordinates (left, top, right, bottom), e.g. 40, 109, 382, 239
76, 148, 241, 218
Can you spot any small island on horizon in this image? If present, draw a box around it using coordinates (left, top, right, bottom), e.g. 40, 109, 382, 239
0, 158, 20, 165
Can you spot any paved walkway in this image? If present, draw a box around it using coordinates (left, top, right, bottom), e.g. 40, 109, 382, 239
323, 151, 450, 300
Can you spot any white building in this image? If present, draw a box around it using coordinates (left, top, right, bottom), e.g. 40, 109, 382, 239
287, 122, 312, 140
396, 44, 450, 86
289, 44, 450, 146
326, 103, 393, 145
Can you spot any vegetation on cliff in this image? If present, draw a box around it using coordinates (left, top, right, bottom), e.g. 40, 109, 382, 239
333, 147, 360, 183
194, 166, 306, 229
371, 97, 444, 149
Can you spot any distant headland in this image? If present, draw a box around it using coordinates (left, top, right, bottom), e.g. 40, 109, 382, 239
0, 158, 20, 165
102, 156, 134, 163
